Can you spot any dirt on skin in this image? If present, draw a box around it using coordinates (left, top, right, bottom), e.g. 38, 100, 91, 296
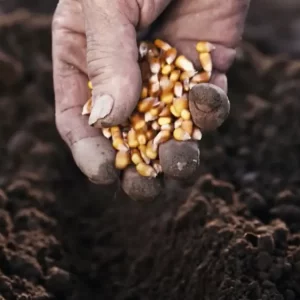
1, 6, 300, 300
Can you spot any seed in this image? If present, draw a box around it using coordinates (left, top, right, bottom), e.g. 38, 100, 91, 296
161, 64, 174, 75
139, 145, 150, 164
180, 70, 197, 81
101, 128, 111, 139
159, 105, 171, 117
140, 86, 148, 99
82, 98, 92, 115
160, 91, 173, 104
173, 128, 191, 141
170, 105, 180, 117
183, 78, 190, 91
174, 118, 183, 129
131, 114, 146, 131
127, 129, 139, 148
136, 162, 157, 177
161, 123, 174, 131
88, 81, 93, 89
137, 132, 147, 145
139, 41, 148, 58
175, 55, 195, 72
149, 81, 160, 97
149, 57, 161, 74
173, 97, 188, 115
138, 97, 156, 113
170, 70, 181, 82
196, 41, 215, 53
158, 117, 172, 126
181, 109, 191, 120
146, 140, 158, 159
111, 126, 121, 138
181, 120, 193, 135
115, 151, 130, 170
199, 52, 212, 73
192, 127, 202, 140
131, 149, 143, 165
165, 48, 177, 64
149, 74, 159, 84
112, 137, 129, 151
152, 121, 160, 131
191, 71, 211, 83
146, 129, 155, 140
153, 160, 162, 174
145, 111, 157, 122
153, 130, 171, 145
150, 103, 164, 117
147, 43, 160, 57
160, 76, 174, 92
174, 81, 183, 97
154, 39, 171, 51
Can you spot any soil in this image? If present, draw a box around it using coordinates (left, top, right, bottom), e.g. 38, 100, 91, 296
1, 4, 300, 300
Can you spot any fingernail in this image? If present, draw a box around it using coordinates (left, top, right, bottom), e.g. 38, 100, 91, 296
89, 94, 114, 128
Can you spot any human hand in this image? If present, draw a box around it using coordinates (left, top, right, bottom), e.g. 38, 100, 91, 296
52, 0, 250, 201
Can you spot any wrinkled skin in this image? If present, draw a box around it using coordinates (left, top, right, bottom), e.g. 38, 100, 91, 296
52, 0, 250, 201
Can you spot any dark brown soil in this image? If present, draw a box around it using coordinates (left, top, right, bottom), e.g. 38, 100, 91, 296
1, 4, 300, 300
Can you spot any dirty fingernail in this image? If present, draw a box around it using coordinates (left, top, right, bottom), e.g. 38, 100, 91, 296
88, 94, 114, 128
189, 83, 230, 132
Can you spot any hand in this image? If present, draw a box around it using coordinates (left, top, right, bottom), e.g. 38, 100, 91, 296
52, 0, 250, 201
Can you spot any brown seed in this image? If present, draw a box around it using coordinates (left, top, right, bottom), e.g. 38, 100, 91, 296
146, 140, 158, 159
159, 105, 171, 117
196, 41, 215, 53
153, 130, 171, 145
199, 52, 212, 73
173, 128, 191, 141
154, 39, 171, 51
115, 151, 130, 170
138, 97, 156, 113
158, 117, 172, 126
181, 120, 193, 135
101, 128, 111, 139
146, 129, 155, 140
173, 97, 188, 115
82, 98, 92, 115
131, 149, 143, 165
160, 91, 173, 104
170, 70, 181, 82
175, 55, 195, 72
165, 48, 177, 64
136, 163, 157, 177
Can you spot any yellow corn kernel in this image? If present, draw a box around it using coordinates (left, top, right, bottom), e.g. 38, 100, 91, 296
115, 151, 130, 170
153, 130, 171, 145
82, 98, 92, 115
174, 118, 183, 129
181, 120, 193, 136
145, 111, 157, 122
149, 57, 161, 74
138, 97, 156, 113
112, 137, 128, 152
175, 55, 195, 72
158, 117, 172, 126
180, 71, 197, 81
154, 39, 171, 51
146, 140, 158, 160
149, 81, 160, 97
139, 145, 150, 164
173, 128, 191, 141
170, 105, 180, 117
88, 81, 93, 89
161, 64, 174, 75
137, 132, 147, 145
160, 91, 173, 104
173, 97, 188, 115
191, 71, 211, 83
192, 127, 202, 140
174, 81, 183, 98
160, 76, 174, 92
149, 74, 159, 84
131, 114, 146, 131
140, 86, 148, 99
111, 126, 121, 138
165, 48, 177, 65
170, 70, 181, 82
161, 124, 174, 131
199, 52, 212, 73
150, 102, 164, 117
196, 41, 215, 53
136, 163, 157, 177
127, 129, 139, 148
181, 109, 191, 120
131, 149, 143, 165
101, 128, 111, 139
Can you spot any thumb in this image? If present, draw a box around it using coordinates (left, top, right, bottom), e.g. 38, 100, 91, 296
82, 0, 142, 128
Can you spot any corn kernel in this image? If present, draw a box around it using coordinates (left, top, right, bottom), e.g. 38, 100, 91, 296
115, 151, 130, 170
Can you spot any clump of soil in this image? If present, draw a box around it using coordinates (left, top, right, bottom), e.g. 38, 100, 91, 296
1, 7, 300, 300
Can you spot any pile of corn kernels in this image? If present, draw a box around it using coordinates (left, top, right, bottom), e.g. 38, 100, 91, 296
82, 39, 215, 177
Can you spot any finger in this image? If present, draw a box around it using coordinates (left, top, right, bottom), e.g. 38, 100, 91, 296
121, 166, 163, 201
52, 0, 119, 185
81, 0, 142, 128
159, 140, 200, 180
189, 82, 230, 132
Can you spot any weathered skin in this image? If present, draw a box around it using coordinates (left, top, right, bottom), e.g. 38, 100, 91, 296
52, 0, 250, 200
